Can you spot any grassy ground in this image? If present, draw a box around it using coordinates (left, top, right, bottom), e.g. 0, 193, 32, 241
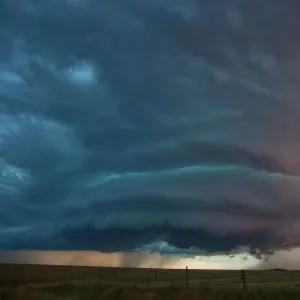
2, 282, 300, 300
1, 264, 300, 299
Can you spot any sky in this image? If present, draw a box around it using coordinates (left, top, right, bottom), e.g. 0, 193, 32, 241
1, 0, 300, 269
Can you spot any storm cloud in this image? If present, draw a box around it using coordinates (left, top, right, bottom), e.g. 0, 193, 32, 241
1, 0, 300, 258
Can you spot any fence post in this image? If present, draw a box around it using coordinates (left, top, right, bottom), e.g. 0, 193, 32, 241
241, 269, 247, 291
185, 266, 188, 288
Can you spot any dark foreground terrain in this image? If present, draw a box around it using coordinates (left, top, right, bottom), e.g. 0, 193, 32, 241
1, 264, 300, 299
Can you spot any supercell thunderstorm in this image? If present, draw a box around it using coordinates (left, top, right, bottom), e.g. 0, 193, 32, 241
1, 0, 300, 258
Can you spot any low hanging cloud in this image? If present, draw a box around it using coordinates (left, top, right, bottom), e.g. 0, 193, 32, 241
0, 250, 261, 269
1, 0, 300, 260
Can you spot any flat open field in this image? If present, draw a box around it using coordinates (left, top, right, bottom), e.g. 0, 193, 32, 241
1, 264, 300, 299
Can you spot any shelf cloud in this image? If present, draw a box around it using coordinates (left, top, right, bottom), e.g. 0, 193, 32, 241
1, 0, 300, 260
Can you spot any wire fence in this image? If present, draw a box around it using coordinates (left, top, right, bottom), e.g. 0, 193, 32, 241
1, 265, 300, 290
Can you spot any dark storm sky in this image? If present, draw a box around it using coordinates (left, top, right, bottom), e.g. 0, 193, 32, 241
1, 0, 300, 257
